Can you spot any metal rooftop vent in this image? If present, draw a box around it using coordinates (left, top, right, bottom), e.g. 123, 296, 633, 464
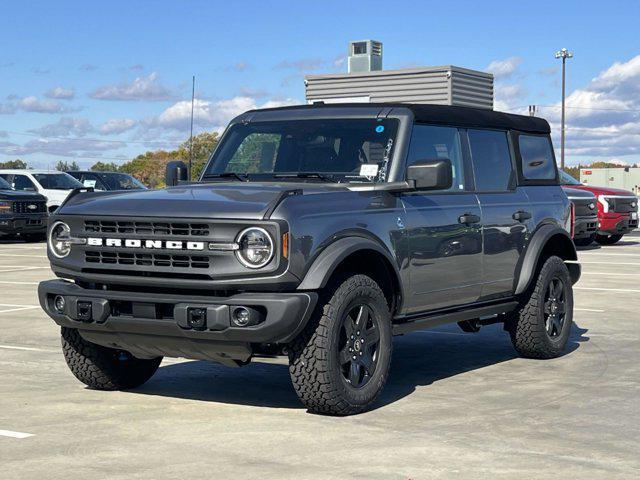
348, 40, 382, 73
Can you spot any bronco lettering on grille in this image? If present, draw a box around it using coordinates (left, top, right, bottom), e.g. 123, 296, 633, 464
86, 238, 205, 251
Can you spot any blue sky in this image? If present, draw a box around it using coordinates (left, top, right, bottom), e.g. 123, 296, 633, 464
1, 0, 639, 169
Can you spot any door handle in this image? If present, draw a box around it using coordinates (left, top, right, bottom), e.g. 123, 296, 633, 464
512, 210, 532, 222
458, 213, 481, 224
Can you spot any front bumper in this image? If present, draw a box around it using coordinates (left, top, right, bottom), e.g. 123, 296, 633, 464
39, 279, 317, 365
573, 215, 598, 240
598, 213, 638, 236
0, 215, 47, 236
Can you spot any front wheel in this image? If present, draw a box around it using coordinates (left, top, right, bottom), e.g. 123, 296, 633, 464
288, 274, 392, 416
61, 327, 162, 390
508, 256, 574, 359
595, 234, 623, 245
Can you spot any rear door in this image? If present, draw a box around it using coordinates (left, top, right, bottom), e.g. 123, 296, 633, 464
401, 124, 483, 314
466, 129, 532, 300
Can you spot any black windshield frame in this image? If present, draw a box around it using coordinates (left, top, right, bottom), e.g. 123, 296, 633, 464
203, 118, 400, 183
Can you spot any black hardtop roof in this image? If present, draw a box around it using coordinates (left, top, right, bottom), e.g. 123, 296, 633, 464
248, 103, 550, 134
68, 171, 121, 175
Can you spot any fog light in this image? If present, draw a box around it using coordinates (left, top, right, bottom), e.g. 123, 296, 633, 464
187, 307, 207, 330
232, 307, 251, 327
54, 295, 66, 313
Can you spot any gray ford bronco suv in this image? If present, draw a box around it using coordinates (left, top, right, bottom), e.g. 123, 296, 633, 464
39, 104, 580, 415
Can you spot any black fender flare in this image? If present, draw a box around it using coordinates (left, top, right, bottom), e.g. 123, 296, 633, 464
297, 236, 402, 293
514, 224, 580, 295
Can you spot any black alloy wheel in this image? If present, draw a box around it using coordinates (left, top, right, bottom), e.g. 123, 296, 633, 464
544, 277, 567, 338
338, 304, 381, 389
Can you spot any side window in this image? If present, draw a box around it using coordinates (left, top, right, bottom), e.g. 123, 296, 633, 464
13, 174, 37, 191
406, 125, 465, 191
467, 129, 513, 191
81, 174, 106, 190
519, 134, 556, 180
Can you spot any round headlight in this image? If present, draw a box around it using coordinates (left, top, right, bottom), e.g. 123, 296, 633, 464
235, 227, 274, 269
48, 221, 72, 258
588, 202, 595, 210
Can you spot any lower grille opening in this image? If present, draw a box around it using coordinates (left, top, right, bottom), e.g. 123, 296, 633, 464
82, 268, 212, 280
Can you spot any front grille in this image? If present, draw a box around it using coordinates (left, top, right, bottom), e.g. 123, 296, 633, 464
84, 220, 210, 236
610, 197, 637, 214
572, 199, 596, 217
85, 250, 210, 269
12, 201, 47, 214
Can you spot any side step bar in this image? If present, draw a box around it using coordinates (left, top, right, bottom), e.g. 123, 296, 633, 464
392, 301, 519, 336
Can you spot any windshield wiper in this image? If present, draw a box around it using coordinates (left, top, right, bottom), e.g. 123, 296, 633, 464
203, 172, 249, 182
273, 172, 336, 183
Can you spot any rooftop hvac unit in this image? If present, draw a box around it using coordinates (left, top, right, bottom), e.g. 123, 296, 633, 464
348, 40, 383, 73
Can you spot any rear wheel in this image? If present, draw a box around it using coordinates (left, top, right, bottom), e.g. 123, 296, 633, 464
595, 233, 623, 245
508, 256, 573, 359
288, 274, 392, 416
61, 327, 162, 390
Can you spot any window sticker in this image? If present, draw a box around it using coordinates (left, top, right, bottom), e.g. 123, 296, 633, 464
359, 164, 379, 177
83, 180, 97, 188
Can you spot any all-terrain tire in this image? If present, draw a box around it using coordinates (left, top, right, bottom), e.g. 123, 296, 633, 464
595, 234, 623, 245
61, 327, 162, 390
508, 256, 573, 359
288, 274, 392, 416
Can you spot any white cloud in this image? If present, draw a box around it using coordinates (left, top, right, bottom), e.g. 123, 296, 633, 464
156, 96, 299, 131
543, 55, 640, 159
0, 137, 125, 157
44, 86, 75, 100
486, 57, 522, 80
494, 84, 525, 112
18, 96, 68, 113
89, 72, 173, 101
29, 117, 93, 137
99, 118, 137, 135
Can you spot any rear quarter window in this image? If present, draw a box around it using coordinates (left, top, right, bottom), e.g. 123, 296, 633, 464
519, 135, 557, 180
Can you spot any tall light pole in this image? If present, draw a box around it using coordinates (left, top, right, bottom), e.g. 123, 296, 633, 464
188, 75, 195, 181
555, 48, 573, 170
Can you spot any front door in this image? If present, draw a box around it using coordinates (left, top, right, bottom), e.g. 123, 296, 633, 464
401, 124, 483, 314
466, 129, 532, 299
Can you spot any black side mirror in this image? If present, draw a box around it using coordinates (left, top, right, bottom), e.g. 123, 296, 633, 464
165, 161, 189, 186
406, 158, 452, 190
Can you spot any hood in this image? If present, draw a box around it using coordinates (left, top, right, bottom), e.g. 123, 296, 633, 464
567, 184, 636, 197
58, 182, 346, 219
561, 186, 596, 200
0, 189, 47, 201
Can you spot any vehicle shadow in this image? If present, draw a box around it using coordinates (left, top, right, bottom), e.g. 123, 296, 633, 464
134, 323, 590, 412
575, 243, 600, 251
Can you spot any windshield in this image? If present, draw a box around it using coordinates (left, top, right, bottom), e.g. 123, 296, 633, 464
102, 173, 146, 190
33, 173, 83, 190
204, 118, 399, 183
0, 177, 11, 190
559, 170, 582, 185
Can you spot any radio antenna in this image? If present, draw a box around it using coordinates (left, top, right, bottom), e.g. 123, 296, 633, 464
188, 75, 195, 181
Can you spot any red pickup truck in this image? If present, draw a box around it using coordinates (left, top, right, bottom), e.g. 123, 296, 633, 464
560, 171, 638, 245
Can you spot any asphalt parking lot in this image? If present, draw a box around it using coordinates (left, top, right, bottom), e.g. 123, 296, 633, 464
1, 236, 639, 479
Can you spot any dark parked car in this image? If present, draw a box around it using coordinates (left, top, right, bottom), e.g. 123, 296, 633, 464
39, 104, 580, 415
0, 176, 48, 241
67, 171, 147, 191
562, 186, 598, 246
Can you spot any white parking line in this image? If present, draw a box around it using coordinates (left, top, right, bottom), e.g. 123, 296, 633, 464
0, 304, 40, 314
574, 308, 605, 312
579, 252, 640, 257
576, 261, 640, 266
0, 281, 40, 285
0, 267, 50, 274
0, 344, 57, 353
575, 287, 640, 293
581, 272, 640, 276
0, 253, 47, 258
0, 430, 34, 439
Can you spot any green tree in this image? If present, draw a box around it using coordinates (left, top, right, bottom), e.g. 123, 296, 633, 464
91, 161, 121, 172
0, 159, 27, 169
55, 160, 80, 172
176, 131, 219, 179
